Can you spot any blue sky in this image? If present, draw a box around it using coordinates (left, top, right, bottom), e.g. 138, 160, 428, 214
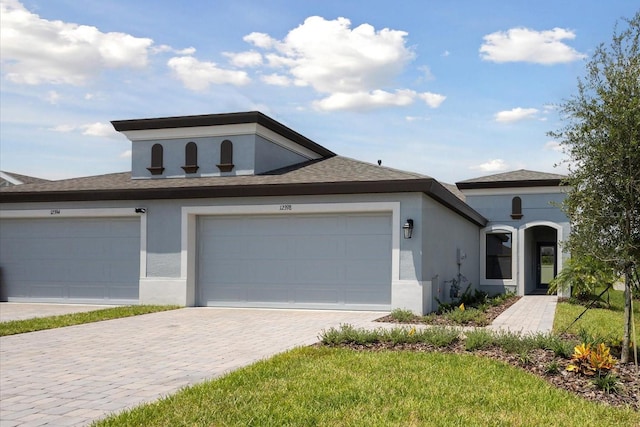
1, 0, 637, 183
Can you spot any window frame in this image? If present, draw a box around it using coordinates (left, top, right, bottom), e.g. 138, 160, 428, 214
480, 225, 517, 287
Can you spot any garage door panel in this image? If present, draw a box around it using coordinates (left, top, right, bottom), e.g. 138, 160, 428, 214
197, 213, 391, 309
345, 235, 392, 259
294, 286, 341, 303
345, 214, 391, 233
246, 286, 289, 302
294, 236, 343, 259
0, 217, 140, 303
294, 261, 342, 283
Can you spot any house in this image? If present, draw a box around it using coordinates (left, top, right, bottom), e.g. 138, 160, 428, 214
0, 112, 569, 313
456, 170, 570, 297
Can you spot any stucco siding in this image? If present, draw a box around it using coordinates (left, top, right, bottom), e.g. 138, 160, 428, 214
421, 195, 480, 309
254, 136, 309, 174
131, 134, 257, 178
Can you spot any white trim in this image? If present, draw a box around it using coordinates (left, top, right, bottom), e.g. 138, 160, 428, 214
461, 186, 569, 196
0, 171, 23, 185
0, 207, 147, 283
120, 123, 322, 160
181, 202, 401, 307
0, 208, 140, 219
480, 225, 518, 289
517, 220, 564, 296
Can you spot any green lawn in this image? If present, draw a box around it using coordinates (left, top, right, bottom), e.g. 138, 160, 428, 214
94, 347, 639, 427
553, 288, 640, 346
0, 305, 181, 336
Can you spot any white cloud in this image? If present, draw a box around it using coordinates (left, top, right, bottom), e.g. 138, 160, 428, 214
167, 56, 250, 91
405, 115, 429, 122
495, 107, 539, 123
152, 44, 196, 55
44, 90, 61, 105
49, 122, 119, 138
50, 124, 76, 133
261, 73, 292, 86
0, 0, 154, 85
470, 159, 508, 172
441, 50, 450, 57
120, 150, 132, 158
224, 50, 263, 67
237, 16, 438, 112
313, 89, 415, 112
244, 32, 278, 49
82, 122, 118, 138
480, 27, 586, 64
418, 92, 446, 108
544, 140, 563, 152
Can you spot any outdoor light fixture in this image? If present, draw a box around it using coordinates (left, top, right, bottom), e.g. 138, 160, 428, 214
135, 208, 147, 214
403, 219, 414, 239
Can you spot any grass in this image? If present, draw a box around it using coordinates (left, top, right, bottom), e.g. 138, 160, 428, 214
93, 346, 640, 427
0, 305, 181, 336
553, 287, 640, 348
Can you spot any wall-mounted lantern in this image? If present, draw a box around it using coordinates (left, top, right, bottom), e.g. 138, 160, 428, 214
403, 219, 414, 239
135, 208, 147, 214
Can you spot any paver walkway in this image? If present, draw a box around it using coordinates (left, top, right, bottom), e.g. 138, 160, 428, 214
0, 308, 385, 426
488, 295, 558, 334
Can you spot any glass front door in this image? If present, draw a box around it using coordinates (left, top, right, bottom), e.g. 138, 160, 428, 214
537, 243, 556, 287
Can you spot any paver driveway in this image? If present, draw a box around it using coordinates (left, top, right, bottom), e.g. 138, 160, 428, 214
0, 307, 385, 426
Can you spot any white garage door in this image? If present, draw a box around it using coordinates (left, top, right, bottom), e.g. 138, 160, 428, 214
0, 217, 140, 303
197, 213, 392, 310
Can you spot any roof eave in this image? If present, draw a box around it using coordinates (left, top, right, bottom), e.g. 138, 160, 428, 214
111, 111, 335, 158
0, 179, 487, 226
456, 179, 564, 190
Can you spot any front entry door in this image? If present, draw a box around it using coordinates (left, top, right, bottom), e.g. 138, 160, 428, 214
536, 243, 557, 288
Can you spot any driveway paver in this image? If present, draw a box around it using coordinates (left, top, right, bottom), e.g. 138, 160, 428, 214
0, 303, 116, 322
0, 307, 385, 426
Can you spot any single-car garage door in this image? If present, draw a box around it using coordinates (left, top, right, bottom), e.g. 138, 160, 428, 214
0, 217, 140, 303
197, 213, 392, 310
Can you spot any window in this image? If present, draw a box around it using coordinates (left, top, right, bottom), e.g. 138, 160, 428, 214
486, 232, 512, 279
147, 143, 164, 175
217, 139, 234, 172
511, 196, 523, 219
182, 142, 199, 173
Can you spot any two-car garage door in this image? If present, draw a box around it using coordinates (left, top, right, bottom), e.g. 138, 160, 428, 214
197, 213, 392, 310
0, 217, 140, 303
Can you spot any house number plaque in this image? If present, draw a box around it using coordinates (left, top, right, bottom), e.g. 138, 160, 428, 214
279, 204, 292, 211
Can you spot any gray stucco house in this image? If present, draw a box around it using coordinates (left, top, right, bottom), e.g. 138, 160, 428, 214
0, 112, 570, 314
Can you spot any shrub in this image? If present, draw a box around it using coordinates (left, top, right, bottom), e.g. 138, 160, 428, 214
545, 360, 561, 375
443, 307, 488, 326
549, 256, 618, 299
592, 373, 621, 394
566, 342, 616, 377
494, 331, 536, 354
319, 324, 379, 346
464, 329, 495, 351
390, 308, 417, 323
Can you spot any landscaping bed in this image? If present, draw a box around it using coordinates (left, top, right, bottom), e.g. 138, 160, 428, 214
320, 325, 639, 411
376, 293, 521, 326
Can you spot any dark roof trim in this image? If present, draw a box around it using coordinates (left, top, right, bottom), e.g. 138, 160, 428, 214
0, 179, 487, 226
111, 111, 335, 158
456, 179, 564, 190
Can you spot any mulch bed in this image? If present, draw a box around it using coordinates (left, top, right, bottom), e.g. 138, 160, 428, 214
375, 295, 521, 326
341, 295, 639, 410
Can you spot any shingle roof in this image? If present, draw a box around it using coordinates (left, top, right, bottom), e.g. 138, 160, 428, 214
0, 171, 50, 186
0, 156, 487, 226
456, 169, 567, 190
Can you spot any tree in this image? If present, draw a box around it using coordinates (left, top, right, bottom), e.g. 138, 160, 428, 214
549, 12, 640, 363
